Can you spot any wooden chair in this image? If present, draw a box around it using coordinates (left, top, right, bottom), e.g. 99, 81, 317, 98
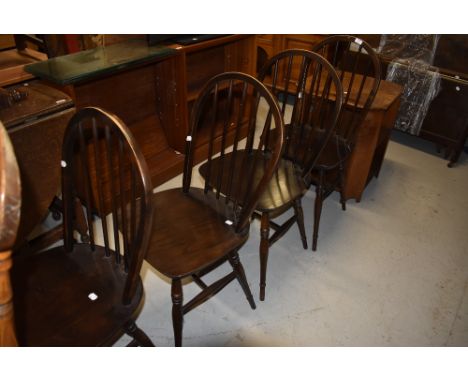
10, 107, 155, 346
145, 72, 284, 346
309, 35, 381, 250
0, 121, 21, 346
200, 51, 343, 301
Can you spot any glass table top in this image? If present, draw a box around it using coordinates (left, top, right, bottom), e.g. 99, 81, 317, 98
25, 40, 177, 85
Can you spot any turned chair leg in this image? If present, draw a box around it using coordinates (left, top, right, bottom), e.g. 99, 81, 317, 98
171, 278, 183, 347
312, 173, 324, 252
228, 252, 256, 309
124, 320, 155, 347
293, 198, 308, 249
259, 213, 270, 301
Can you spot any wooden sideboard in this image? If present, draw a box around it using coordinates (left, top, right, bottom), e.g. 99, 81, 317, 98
1, 82, 74, 247
26, 35, 257, 189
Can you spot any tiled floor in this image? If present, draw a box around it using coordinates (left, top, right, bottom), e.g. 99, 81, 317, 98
112, 131, 468, 346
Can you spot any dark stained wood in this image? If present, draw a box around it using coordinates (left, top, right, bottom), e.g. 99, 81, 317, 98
308, 35, 382, 251
200, 51, 343, 301
145, 72, 284, 346
255, 49, 342, 296
11, 107, 154, 346
1, 81, 74, 247
0, 122, 21, 346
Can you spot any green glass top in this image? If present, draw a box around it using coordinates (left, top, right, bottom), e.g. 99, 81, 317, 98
25, 40, 177, 85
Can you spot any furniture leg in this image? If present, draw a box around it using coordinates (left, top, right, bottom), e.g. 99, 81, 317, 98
0, 250, 17, 346
228, 252, 256, 310
171, 278, 183, 347
312, 172, 324, 252
338, 166, 347, 211
124, 320, 155, 347
293, 198, 308, 249
259, 213, 270, 301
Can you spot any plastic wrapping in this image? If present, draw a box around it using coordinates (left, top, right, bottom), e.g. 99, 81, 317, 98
378, 35, 441, 135
378, 34, 440, 65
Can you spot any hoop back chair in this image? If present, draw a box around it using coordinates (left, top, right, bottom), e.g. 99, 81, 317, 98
200, 51, 343, 301
309, 35, 381, 250
10, 107, 154, 346
145, 72, 284, 346
254, 49, 343, 299
0, 122, 21, 346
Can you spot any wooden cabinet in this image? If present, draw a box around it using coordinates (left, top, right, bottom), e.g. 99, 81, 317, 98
28, 35, 257, 188
256, 34, 325, 73
0, 82, 75, 246
356, 34, 468, 166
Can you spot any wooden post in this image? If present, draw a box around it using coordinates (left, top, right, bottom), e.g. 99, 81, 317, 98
0, 123, 21, 346
0, 250, 17, 346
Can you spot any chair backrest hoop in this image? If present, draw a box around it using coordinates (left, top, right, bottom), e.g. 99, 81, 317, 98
312, 35, 382, 142
258, 49, 344, 176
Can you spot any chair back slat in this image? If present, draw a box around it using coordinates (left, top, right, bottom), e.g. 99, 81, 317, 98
61, 107, 153, 304
187, 72, 284, 233
77, 122, 96, 250
258, 49, 344, 177
312, 35, 382, 144
91, 119, 111, 257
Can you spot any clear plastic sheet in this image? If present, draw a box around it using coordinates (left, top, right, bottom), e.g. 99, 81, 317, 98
378, 34, 440, 65
378, 35, 441, 135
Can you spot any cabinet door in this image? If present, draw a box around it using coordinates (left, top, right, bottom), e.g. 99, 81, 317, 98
279, 35, 325, 85
419, 77, 468, 147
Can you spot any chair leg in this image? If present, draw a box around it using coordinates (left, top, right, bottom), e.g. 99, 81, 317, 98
338, 166, 347, 211
312, 173, 324, 252
293, 198, 307, 249
171, 278, 184, 347
228, 252, 256, 310
259, 212, 270, 301
124, 320, 155, 347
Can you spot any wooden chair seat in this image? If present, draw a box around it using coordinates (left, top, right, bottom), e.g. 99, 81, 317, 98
11, 244, 144, 346
199, 153, 307, 216
270, 126, 351, 171
146, 188, 249, 278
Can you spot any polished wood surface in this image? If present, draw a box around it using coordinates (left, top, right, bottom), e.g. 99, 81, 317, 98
11, 108, 154, 346
0, 122, 21, 346
145, 72, 284, 346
